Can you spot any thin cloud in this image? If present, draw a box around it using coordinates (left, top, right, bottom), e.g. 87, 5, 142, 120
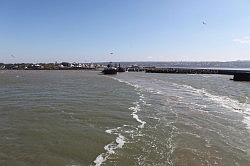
233, 36, 250, 44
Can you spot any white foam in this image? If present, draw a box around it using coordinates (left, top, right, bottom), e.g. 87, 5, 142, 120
175, 83, 250, 130
105, 129, 114, 134
104, 143, 115, 154
108, 76, 147, 128
132, 112, 146, 128
94, 154, 105, 166
116, 134, 125, 148
129, 102, 146, 128
94, 75, 148, 165
93, 132, 126, 166
105, 127, 121, 134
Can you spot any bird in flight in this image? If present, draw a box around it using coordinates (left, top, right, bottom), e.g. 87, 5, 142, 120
110, 52, 114, 55
202, 21, 207, 25
10, 54, 16, 58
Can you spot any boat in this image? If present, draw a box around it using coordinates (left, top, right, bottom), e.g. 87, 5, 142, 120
102, 63, 117, 74
102, 67, 117, 74
117, 67, 125, 72
117, 63, 125, 72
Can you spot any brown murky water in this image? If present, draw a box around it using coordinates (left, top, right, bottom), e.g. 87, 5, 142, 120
0, 70, 250, 166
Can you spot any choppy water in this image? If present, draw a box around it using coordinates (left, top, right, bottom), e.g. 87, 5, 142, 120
0, 70, 250, 166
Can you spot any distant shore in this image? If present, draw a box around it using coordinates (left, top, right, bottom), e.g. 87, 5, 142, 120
0, 62, 148, 71
1, 61, 250, 70
0, 62, 104, 70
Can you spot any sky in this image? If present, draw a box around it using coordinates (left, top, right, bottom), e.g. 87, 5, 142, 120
0, 0, 250, 63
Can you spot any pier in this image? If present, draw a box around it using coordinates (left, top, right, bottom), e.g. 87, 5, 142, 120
145, 68, 250, 81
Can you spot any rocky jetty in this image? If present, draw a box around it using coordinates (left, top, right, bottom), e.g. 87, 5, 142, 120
145, 68, 250, 81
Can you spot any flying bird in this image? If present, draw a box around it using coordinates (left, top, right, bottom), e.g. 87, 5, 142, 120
202, 21, 207, 25
10, 54, 16, 58
110, 52, 114, 55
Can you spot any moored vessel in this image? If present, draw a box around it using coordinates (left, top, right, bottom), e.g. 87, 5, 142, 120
102, 67, 117, 74
117, 63, 125, 72
102, 63, 117, 74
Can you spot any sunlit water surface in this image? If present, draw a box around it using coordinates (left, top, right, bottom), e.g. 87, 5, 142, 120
0, 70, 250, 166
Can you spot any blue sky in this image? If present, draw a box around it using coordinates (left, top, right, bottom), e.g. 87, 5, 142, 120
1, 0, 250, 63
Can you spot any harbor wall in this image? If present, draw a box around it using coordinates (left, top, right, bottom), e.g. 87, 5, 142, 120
145, 68, 250, 81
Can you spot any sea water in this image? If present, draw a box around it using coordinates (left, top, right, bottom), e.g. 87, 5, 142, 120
0, 70, 250, 166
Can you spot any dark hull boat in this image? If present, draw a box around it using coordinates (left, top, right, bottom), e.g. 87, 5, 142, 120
102, 67, 117, 75
117, 67, 125, 72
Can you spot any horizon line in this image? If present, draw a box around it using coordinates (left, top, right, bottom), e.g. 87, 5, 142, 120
1, 60, 250, 64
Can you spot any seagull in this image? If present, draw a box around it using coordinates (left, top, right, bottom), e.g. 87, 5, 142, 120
10, 54, 16, 58
110, 52, 114, 55
202, 21, 207, 25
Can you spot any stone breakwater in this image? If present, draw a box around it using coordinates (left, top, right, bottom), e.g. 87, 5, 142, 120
145, 68, 250, 81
